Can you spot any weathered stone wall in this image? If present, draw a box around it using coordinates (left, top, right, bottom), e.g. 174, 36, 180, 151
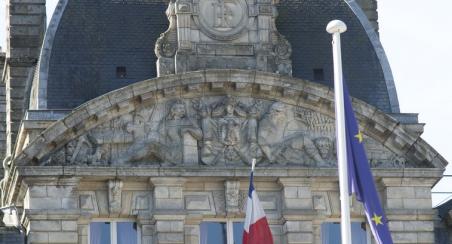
5, 0, 46, 156
382, 178, 437, 243
16, 168, 441, 244
3, 70, 445, 244
0, 53, 6, 161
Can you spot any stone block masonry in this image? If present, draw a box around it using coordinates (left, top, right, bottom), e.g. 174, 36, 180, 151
4, 0, 46, 158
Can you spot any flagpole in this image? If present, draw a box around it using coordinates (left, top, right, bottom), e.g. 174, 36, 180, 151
251, 158, 256, 172
327, 20, 352, 244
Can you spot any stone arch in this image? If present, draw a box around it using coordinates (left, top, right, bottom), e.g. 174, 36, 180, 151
16, 70, 446, 169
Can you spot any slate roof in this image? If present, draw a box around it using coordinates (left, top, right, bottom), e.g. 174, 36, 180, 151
41, 0, 396, 113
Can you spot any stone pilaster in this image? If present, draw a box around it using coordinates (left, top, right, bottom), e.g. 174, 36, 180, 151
23, 177, 80, 244
139, 217, 156, 244
279, 178, 314, 243
279, 178, 313, 211
184, 215, 202, 244
382, 177, 437, 243
6, 0, 46, 156
150, 177, 186, 244
77, 217, 90, 244
282, 221, 314, 244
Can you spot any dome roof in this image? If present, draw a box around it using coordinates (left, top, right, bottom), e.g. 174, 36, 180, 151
31, 0, 398, 113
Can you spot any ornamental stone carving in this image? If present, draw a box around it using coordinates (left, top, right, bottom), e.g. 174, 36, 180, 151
225, 180, 240, 214
155, 0, 178, 75
113, 100, 202, 165
155, 0, 293, 76
258, 102, 324, 166
41, 95, 412, 168
108, 179, 123, 216
45, 135, 104, 166
193, 96, 261, 166
196, 0, 248, 40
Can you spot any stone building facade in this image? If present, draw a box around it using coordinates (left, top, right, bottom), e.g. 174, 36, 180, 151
0, 0, 449, 244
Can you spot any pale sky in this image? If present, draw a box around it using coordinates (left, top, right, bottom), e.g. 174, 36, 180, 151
378, 0, 452, 206
0, 0, 451, 205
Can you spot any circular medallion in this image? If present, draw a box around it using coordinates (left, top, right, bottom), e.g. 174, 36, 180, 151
197, 0, 248, 40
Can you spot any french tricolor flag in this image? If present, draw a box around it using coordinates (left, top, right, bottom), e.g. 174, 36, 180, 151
243, 159, 273, 244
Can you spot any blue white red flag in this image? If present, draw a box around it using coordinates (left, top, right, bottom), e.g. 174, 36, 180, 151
243, 169, 273, 244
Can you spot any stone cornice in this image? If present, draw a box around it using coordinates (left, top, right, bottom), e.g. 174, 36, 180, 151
14, 166, 444, 178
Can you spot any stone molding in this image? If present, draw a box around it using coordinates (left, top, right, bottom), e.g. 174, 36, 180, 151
9, 171, 442, 244
11, 70, 446, 169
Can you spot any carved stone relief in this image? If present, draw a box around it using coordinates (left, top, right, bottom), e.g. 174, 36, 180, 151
155, 0, 293, 75
45, 135, 105, 166
108, 179, 123, 215
224, 181, 240, 214
111, 100, 202, 165
42, 96, 411, 168
155, 0, 178, 75
196, 0, 248, 40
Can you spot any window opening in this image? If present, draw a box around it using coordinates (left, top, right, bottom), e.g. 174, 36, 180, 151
200, 221, 244, 244
321, 222, 370, 244
313, 68, 325, 81
116, 66, 127, 78
89, 221, 140, 244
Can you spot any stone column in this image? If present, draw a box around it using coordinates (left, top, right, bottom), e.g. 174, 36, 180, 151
150, 177, 186, 244
382, 177, 437, 243
23, 177, 80, 244
278, 178, 314, 244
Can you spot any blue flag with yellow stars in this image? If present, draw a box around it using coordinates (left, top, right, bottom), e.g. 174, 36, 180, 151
343, 83, 393, 244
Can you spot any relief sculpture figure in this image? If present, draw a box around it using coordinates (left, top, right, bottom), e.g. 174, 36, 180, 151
115, 101, 202, 165
313, 137, 335, 166
199, 97, 261, 165
258, 102, 323, 165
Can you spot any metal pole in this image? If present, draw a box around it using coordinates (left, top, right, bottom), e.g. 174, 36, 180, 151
327, 20, 352, 244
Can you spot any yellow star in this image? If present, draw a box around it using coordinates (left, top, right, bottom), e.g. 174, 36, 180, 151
355, 131, 363, 143
371, 213, 383, 226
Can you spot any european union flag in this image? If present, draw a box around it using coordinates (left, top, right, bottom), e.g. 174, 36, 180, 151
343, 84, 393, 244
